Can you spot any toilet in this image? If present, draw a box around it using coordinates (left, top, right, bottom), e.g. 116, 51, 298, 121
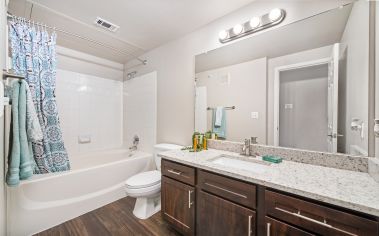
125, 143, 183, 219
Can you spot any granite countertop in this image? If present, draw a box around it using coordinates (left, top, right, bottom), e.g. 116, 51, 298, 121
159, 149, 379, 217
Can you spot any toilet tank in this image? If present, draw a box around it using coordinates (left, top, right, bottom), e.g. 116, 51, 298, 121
154, 143, 183, 170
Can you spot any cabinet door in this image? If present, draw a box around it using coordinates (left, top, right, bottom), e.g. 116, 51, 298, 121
197, 190, 256, 236
161, 176, 195, 235
265, 217, 315, 236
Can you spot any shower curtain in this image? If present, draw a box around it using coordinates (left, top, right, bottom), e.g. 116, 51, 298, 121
9, 21, 70, 173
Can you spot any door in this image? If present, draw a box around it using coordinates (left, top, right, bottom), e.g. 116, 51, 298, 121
265, 217, 315, 236
161, 176, 195, 235
327, 43, 340, 153
197, 190, 256, 236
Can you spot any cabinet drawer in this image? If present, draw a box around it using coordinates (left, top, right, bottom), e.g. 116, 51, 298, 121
265, 217, 315, 236
265, 190, 379, 236
162, 160, 195, 185
198, 170, 256, 209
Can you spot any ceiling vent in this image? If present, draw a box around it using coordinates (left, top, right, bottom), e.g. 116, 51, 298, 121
94, 17, 120, 32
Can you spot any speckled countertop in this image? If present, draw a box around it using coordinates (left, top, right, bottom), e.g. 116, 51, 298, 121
159, 149, 379, 217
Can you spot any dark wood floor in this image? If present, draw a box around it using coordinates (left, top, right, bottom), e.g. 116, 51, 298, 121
34, 197, 181, 236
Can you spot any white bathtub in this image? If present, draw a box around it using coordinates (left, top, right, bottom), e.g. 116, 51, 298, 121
7, 149, 153, 236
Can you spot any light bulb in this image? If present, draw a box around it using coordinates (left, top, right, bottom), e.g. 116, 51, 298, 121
249, 17, 261, 29
233, 24, 243, 35
218, 30, 228, 40
269, 8, 282, 22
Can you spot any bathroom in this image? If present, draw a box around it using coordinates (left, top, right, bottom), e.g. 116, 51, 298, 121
0, 0, 378, 235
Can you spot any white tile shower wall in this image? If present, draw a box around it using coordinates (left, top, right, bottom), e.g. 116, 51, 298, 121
56, 69, 123, 156
124, 71, 157, 153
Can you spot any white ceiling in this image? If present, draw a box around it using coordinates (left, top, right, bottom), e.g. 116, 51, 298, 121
195, 3, 352, 73
9, 0, 255, 63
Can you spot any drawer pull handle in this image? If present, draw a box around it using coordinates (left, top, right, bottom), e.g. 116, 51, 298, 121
188, 190, 194, 209
204, 182, 248, 199
248, 215, 253, 236
266, 222, 271, 236
275, 207, 358, 236
167, 169, 182, 175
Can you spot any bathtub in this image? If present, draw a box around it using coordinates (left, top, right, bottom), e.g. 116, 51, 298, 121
7, 149, 153, 236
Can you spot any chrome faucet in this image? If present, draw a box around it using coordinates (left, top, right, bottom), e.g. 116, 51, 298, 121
129, 135, 139, 152
241, 138, 251, 156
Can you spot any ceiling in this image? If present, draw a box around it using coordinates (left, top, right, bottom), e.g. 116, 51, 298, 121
195, 3, 353, 73
9, 0, 255, 63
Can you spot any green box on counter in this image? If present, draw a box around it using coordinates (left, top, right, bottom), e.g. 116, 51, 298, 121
262, 155, 283, 164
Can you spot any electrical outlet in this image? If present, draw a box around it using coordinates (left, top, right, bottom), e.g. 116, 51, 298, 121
251, 112, 259, 119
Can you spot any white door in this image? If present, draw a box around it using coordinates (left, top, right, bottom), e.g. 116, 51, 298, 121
327, 43, 340, 153
195, 86, 207, 133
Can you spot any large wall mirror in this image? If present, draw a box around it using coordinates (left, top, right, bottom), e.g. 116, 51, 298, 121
194, 1, 373, 156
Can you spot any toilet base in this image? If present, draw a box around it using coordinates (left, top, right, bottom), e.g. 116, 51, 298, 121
133, 194, 161, 219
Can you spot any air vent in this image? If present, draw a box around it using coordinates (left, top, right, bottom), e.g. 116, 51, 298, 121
94, 17, 119, 32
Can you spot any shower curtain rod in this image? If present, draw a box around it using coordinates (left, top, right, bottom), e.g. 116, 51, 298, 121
6, 12, 147, 64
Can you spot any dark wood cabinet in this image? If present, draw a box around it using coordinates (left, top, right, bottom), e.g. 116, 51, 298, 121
161, 159, 379, 236
265, 190, 379, 236
265, 217, 315, 236
197, 190, 256, 236
161, 176, 195, 235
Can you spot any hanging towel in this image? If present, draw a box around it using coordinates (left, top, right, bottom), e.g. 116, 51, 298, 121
24, 80, 43, 142
6, 80, 38, 186
212, 108, 226, 139
214, 106, 223, 127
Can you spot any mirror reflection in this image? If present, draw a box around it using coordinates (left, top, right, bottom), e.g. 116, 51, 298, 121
195, 2, 371, 156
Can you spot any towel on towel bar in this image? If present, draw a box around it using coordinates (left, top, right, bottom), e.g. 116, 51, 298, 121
212, 108, 226, 139
6, 80, 42, 186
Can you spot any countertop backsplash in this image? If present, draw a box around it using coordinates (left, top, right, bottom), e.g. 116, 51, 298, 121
207, 139, 370, 173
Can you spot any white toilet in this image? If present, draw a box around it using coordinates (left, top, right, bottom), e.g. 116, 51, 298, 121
125, 143, 183, 219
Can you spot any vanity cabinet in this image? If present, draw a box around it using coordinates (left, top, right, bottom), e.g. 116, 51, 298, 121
265, 190, 379, 236
197, 191, 256, 236
161, 160, 196, 235
161, 159, 379, 236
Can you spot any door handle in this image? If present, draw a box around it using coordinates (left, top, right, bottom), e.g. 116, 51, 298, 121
266, 222, 271, 236
248, 215, 253, 236
188, 190, 194, 209
327, 133, 343, 138
167, 169, 182, 175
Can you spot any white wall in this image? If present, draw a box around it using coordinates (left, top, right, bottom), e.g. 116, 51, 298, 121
196, 58, 267, 142
56, 48, 124, 157
123, 71, 157, 153
340, 0, 369, 154
126, 0, 352, 146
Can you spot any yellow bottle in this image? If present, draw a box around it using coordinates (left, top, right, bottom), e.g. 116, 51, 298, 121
203, 137, 207, 150
193, 136, 197, 152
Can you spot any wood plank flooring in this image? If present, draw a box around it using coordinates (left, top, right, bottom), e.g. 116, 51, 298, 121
34, 197, 181, 236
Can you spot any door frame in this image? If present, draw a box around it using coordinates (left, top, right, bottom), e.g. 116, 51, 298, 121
273, 57, 331, 146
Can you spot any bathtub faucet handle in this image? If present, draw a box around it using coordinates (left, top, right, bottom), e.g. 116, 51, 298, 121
129, 135, 139, 151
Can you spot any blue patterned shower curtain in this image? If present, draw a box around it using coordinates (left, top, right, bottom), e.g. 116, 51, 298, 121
9, 21, 70, 173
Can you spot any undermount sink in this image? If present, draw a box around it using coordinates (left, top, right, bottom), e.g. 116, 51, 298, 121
209, 155, 270, 174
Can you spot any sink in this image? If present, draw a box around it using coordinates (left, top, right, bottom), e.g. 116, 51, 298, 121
209, 155, 270, 174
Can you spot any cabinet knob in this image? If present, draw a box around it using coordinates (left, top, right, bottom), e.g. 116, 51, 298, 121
266, 222, 271, 236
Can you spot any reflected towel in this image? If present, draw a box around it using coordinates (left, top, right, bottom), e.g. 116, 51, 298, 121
212, 108, 226, 139
6, 80, 38, 186
214, 106, 223, 127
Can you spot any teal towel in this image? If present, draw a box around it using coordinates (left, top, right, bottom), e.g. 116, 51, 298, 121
212, 108, 226, 139
6, 80, 35, 186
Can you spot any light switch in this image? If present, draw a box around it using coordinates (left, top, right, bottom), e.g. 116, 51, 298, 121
251, 112, 259, 119
285, 104, 293, 109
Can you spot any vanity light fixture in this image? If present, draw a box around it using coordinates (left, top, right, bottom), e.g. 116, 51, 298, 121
218, 30, 228, 40
269, 8, 283, 22
218, 8, 285, 43
249, 17, 261, 29
232, 24, 244, 35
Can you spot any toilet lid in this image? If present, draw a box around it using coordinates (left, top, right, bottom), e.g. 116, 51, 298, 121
126, 170, 161, 189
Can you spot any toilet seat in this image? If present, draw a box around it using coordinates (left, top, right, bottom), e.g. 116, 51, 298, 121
126, 170, 161, 189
